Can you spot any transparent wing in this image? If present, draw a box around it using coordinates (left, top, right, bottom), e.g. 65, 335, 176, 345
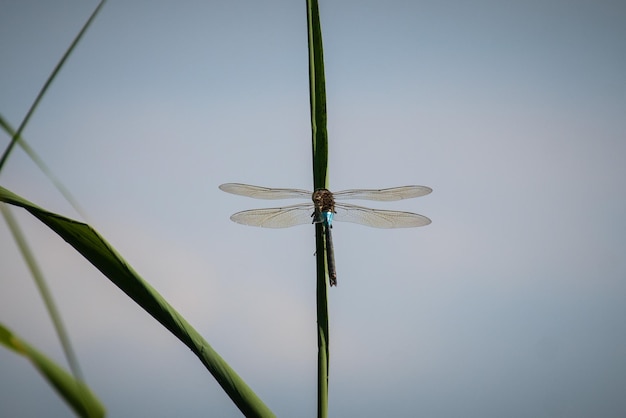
334, 203, 431, 228
333, 185, 432, 201
229, 203, 314, 228
219, 183, 312, 200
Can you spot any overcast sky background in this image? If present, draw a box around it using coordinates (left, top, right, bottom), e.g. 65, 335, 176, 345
1, 1, 625, 417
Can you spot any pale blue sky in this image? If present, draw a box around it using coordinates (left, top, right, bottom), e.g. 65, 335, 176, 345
1, 1, 625, 417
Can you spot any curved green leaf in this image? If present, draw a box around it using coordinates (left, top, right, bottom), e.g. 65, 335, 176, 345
2, 203, 89, 412
0, 186, 275, 418
0, 322, 105, 418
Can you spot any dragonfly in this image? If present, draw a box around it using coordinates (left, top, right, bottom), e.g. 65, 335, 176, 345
219, 183, 432, 286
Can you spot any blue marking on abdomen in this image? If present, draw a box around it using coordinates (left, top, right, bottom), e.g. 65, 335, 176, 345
323, 211, 333, 227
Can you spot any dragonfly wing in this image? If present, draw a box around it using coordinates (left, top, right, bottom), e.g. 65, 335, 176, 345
219, 183, 312, 200
334, 203, 431, 228
333, 185, 432, 201
230, 203, 314, 228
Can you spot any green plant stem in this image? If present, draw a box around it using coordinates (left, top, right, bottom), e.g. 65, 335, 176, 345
0, 0, 107, 173
307, 0, 328, 190
1, 204, 93, 416
0, 115, 87, 218
306, 0, 330, 417
316, 221, 330, 418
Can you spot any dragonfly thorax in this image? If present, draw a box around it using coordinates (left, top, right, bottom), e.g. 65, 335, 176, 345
312, 189, 335, 226
312, 189, 335, 212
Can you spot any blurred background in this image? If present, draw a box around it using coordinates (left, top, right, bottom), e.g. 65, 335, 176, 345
1, 0, 625, 416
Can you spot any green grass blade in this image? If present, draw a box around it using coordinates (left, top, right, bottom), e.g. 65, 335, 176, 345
1, 203, 91, 413
0, 322, 106, 418
0, 115, 87, 218
306, 1, 330, 417
307, 0, 329, 191
0, 0, 107, 173
315, 221, 330, 418
0, 186, 275, 418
